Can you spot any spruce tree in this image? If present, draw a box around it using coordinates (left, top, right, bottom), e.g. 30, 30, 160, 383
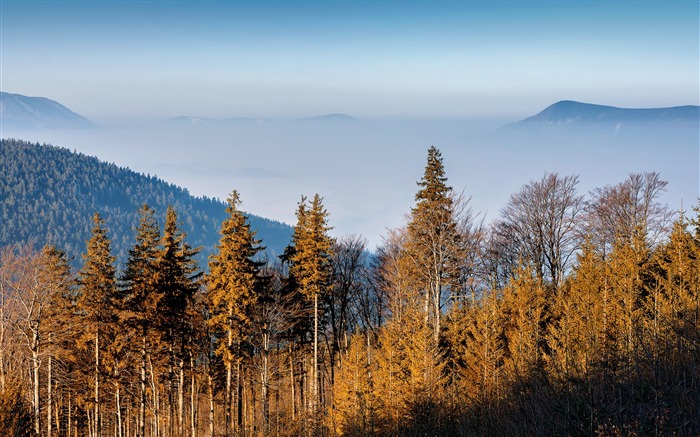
121, 204, 162, 437
207, 191, 263, 436
406, 146, 462, 341
157, 206, 201, 437
287, 194, 334, 418
77, 213, 117, 437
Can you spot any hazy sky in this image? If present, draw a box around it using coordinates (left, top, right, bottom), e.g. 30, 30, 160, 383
2, 0, 698, 122
1, 1, 698, 249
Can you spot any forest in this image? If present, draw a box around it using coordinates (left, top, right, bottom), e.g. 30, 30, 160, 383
0, 139, 293, 267
0, 145, 698, 436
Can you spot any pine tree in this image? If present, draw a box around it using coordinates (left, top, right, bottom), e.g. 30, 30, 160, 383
77, 213, 117, 437
207, 191, 263, 436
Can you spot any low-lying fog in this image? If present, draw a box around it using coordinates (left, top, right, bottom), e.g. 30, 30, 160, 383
5, 118, 697, 249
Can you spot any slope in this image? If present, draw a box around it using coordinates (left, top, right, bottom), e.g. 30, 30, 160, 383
0, 92, 97, 130
0, 139, 292, 270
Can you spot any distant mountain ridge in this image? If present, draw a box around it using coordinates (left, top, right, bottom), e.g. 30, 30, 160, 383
0, 92, 97, 130
163, 113, 358, 125
515, 100, 699, 125
162, 116, 266, 126
0, 139, 293, 269
297, 113, 358, 122
499, 100, 699, 140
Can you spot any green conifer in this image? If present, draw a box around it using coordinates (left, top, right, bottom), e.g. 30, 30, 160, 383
287, 194, 334, 417
406, 146, 462, 341
77, 213, 117, 437
120, 204, 161, 437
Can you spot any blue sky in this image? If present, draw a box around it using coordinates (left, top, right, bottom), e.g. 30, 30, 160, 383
1, 1, 698, 248
2, 0, 698, 121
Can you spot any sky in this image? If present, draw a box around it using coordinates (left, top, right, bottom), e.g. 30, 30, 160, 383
1, 0, 698, 122
1, 0, 699, 249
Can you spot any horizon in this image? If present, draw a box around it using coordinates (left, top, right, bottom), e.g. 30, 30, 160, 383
1, 0, 698, 249
4, 110, 697, 250
2, 1, 698, 121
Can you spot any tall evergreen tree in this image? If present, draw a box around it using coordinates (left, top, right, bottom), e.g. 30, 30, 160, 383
207, 191, 263, 437
406, 146, 463, 341
77, 213, 117, 437
287, 194, 334, 417
157, 206, 202, 437
120, 204, 162, 437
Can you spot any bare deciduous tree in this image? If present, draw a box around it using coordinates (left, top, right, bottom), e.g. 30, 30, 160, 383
586, 171, 672, 254
494, 173, 583, 290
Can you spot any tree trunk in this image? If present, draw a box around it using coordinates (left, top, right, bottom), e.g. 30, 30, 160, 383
289, 349, 295, 421
47, 354, 53, 437
179, 357, 185, 437
116, 373, 123, 437
190, 353, 197, 437
208, 371, 215, 437
140, 334, 147, 437
433, 282, 441, 342
261, 330, 269, 431
313, 293, 319, 415
32, 335, 41, 437
237, 359, 243, 434
226, 326, 232, 437
54, 385, 60, 437
0, 291, 6, 392
148, 354, 161, 437
95, 329, 101, 437
168, 344, 174, 437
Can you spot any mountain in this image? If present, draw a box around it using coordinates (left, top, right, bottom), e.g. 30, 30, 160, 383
519, 100, 699, 125
297, 113, 358, 122
500, 100, 699, 139
0, 92, 97, 130
162, 113, 358, 125
162, 116, 266, 126
0, 139, 293, 270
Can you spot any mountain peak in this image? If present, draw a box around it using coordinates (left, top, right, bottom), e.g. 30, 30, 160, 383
0, 91, 97, 130
520, 100, 699, 125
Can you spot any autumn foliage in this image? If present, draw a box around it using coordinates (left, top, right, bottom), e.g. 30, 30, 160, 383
1, 147, 698, 436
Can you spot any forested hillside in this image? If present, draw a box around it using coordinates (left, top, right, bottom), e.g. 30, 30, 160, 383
0, 139, 292, 268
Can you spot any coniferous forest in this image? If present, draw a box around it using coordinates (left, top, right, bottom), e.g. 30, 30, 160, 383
1, 143, 699, 437
0, 139, 293, 267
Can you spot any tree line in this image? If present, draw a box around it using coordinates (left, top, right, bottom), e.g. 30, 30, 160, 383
1, 146, 698, 436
